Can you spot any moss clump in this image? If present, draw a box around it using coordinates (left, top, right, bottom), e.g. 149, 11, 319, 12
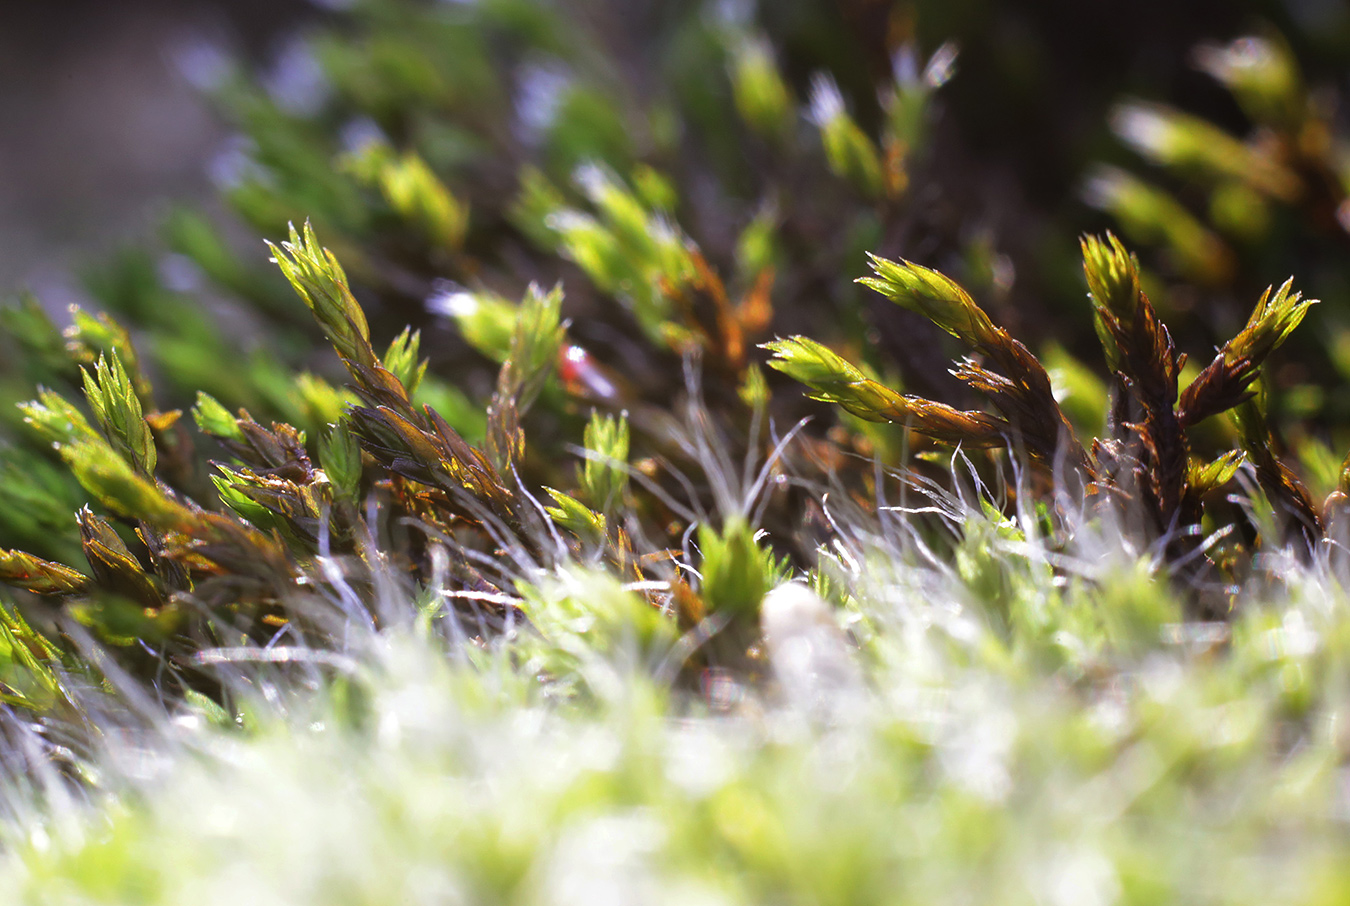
3, 1, 1350, 902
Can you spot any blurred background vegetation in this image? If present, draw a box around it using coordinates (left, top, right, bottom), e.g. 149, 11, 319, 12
8, 0, 1350, 384
0, 0, 314, 297
6, 0, 1346, 294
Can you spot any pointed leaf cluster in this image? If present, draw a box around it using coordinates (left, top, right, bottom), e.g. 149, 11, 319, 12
192, 392, 245, 441
64, 306, 152, 402
485, 284, 565, 473
579, 411, 630, 512
430, 287, 519, 363
318, 420, 363, 504
381, 328, 428, 397
77, 507, 164, 611
774, 231, 1316, 578
268, 222, 373, 371
857, 253, 997, 347
698, 517, 777, 620
1188, 450, 1247, 496
1082, 232, 1190, 530
19, 390, 101, 449
268, 224, 519, 535
1179, 278, 1314, 427
82, 352, 157, 475
852, 255, 1083, 465
1081, 233, 1141, 371
1082, 166, 1231, 284
764, 336, 1008, 447
0, 549, 90, 596
1112, 102, 1298, 201
543, 488, 607, 547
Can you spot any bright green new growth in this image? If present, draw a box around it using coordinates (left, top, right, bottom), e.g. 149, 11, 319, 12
1224, 277, 1313, 366
580, 410, 629, 512
192, 392, 244, 441
1179, 277, 1315, 428
543, 488, 607, 545
319, 420, 362, 504
486, 283, 566, 471
0, 602, 65, 710
525, 165, 693, 344
775, 231, 1316, 561
1081, 231, 1141, 370
65, 306, 152, 401
1194, 35, 1304, 128
1188, 449, 1247, 496
697, 516, 782, 619
1083, 166, 1230, 283
19, 390, 101, 449
267, 221, 373, 370
81, 352, 156, 475
763, 336, 1007, 445
761, 336, 903, 419
517, 568, 679, 686
381, 327, 428, 396
498, 285, 565, 413
857, 252, 997, 347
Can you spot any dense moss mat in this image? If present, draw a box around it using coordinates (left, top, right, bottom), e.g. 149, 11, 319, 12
3, 1, 1350, 901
